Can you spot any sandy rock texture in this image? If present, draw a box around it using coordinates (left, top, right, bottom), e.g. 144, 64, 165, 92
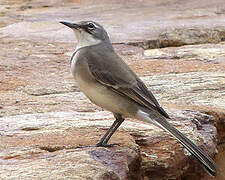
0, 0, 225, 179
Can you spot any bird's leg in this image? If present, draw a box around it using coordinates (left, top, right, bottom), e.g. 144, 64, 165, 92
76, 121, 119, 149
101, 115, 124, 145
76, 120, 118, 148
96, 114, 124, 147
96, 119, 119, 147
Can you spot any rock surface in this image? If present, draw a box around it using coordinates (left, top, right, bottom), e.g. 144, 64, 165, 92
0, 0, 225, 179
0, 110, 217, 180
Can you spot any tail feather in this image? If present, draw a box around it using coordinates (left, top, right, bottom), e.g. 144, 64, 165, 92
136, 109, 216, 176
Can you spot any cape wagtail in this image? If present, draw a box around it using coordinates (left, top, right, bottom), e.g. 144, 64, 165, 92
60, 20, 216, 176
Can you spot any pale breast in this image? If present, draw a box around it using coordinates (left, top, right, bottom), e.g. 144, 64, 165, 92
70, 48, 138, 117
70, 50, 80, 79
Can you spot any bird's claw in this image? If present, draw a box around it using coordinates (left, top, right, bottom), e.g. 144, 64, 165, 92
95, 143, 120, 147
75, 143, 120, 149
75, 145, 95, 149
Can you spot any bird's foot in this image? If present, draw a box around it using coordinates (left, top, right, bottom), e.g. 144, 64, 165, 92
75, 143, 120, 149
75, 145, 95, 149
95, 142, 119, 147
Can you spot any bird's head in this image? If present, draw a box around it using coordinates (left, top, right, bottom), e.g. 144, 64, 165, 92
60, 21, 110, 49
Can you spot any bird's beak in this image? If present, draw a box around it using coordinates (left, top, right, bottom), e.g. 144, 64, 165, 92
60, 21, 80, 29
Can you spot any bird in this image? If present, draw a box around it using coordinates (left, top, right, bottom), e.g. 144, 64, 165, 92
60, 20, 216, 176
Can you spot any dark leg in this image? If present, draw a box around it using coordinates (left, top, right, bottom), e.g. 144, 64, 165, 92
96, 114, 124, 147
96, 119, 119, 147
102, 116, 124, 145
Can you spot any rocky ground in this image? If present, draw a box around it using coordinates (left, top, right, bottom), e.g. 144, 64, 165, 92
0, 0, 225, 179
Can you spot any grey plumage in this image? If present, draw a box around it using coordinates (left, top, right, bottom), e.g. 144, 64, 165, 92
60, 21, 216, 176
75, 43, 170, 118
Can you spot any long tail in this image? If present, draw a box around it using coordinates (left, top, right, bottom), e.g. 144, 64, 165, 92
136, 109, 216, 176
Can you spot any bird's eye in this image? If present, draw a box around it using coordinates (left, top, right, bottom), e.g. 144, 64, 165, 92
88, 23, 95, 29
